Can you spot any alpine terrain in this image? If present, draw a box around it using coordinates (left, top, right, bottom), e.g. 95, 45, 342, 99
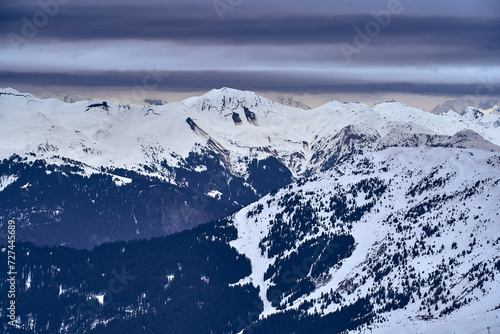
0, 87, 498, 248
0, 87, 499, 333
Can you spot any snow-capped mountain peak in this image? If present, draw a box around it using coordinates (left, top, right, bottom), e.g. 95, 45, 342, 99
1, 87, 500, 180
1, 88, 499, 333
1, 87, 500, 248
181, 87, 280, 114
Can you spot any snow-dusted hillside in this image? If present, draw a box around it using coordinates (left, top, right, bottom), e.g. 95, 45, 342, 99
1, 87, 499, 180
1, 147, 497, 333
228, 147, 500, 333
1, 87, 499, 248
0, 87, 498, 332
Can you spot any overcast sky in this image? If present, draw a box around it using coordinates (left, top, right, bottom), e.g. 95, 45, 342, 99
1, 0, 499, 108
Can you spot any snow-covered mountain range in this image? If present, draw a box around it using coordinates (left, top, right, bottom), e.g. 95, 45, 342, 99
0, 87, 499, 248
1, 87, 499, 179
432, 97, 500, 116
1, 147, 498, 333
0, 87, 499, 333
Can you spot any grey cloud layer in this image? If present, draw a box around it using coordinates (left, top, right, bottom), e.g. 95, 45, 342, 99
2, 5, 499, 49
1, 70, 498, 97
1, 0, 499, 96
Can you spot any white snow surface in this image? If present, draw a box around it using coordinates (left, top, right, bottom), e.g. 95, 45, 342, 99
0, 174, 18, 191
229, 147, 500, 331
1, 88, 499, 182
1, 87, 500, 331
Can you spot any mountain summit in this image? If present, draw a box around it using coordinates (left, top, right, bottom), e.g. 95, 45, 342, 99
0, 88, 499, 333
0, 88, 499, 248
182, 87, 279, 113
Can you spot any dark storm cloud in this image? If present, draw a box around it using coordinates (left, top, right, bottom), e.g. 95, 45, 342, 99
2, 2, 498, 67
1, 70, 498, 97
2, 4, 499, 48
1, 0, 498, 98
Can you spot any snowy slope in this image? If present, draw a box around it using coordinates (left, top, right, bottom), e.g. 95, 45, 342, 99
1, 88, 499, 330
1, 87, 500, 248
1, 87, 499, 181
228, 147, 500, 332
